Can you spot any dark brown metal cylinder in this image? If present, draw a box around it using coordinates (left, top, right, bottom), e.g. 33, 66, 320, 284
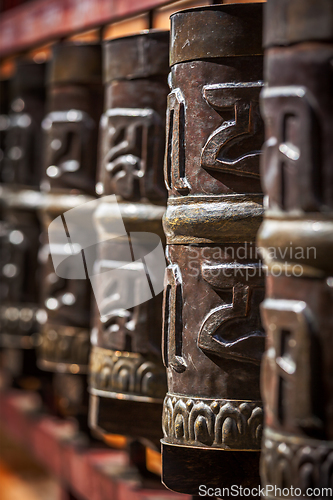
0, 187, 43, 380
161, 4, 265, 495
0, 61, 46, 383
1, 61, 46, 187
41, 42, 103, 196
37, 42, 103, 420
0, 77, 10, 186
88, 31, 169, 449
258, 0, 333, 497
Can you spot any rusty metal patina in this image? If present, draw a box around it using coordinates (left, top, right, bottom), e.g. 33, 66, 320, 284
258, 0, 333, 496
161, 4, 265, 495
0, 77, 10, 185
37, 42, 103, 420
0, 61, 46, 383
88, 31, 169, 449
1, 61, 46, 187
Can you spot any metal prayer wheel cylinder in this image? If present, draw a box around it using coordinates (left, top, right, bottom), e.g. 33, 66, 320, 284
0, 187, 43, 379
37, 42, 103, 418
161, 5, 265, 494
0, 61, 46, 381
88, 32, 169, 448
0, 78, 10, 185
258, 1, 333, 496
96, 31, 169, 203
2, 61, 46, 187
37, 194, 95, 417
41, 43, 103, 196
0, 78, 10, 317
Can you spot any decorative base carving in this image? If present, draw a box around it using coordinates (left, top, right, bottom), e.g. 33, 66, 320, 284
261, 428, 333, 498
89, 346, 166, 401
38, 324, 89, 373
162, 393, 263, 450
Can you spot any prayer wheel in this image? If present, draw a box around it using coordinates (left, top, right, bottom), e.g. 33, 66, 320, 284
37, 42, 103, 420
0, 60, 46, 384
258, 0, 333, 496
88, 31, 169, 449
161, 4, 265, 494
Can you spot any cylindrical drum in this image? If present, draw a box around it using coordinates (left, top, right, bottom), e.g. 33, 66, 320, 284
1, 60, 46, 187
88, 31, 169, 449
258, 0, 333, 497
37, 42, 103, 420
41, 43, 102, 196
161, 5, 265, 494
0, 188, 43, 382
0, 77, 10, 184
0, 60, 46, 385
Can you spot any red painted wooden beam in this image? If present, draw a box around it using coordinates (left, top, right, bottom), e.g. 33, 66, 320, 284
0, 390, 188, 500
0, 0, 171, 57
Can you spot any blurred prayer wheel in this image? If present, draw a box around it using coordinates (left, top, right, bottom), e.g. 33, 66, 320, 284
88, 31, 169, 449
0, 187, 43, 382
1, 60, 46, 187
161, 5, 265, 494
0, 60, 46, 384
40, 42, 102, 195
258, 0, 333, 496
37, 42, 103, 420
0, 77, 10, 184
0, 78, 10, 344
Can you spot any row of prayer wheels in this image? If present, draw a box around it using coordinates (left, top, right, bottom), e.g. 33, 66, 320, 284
0, 1, 332, 497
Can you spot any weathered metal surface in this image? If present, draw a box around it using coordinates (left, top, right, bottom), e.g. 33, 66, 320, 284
0, 188, 42, 352
170, 4, 263, 65
0, 78, 10, 186
0, 61, 46, 382
37, 193, 98, 420
1, 61, 46, 187
258, 0, 333, 496
37, 194, 94, 377
161, 4, 265, 495
41, 43, 102, 196
88, 31, 169, 448
37, 197, 95, 419
37, 42, 103, 420
264, 0, 333, 48
0, 192, 43, 381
